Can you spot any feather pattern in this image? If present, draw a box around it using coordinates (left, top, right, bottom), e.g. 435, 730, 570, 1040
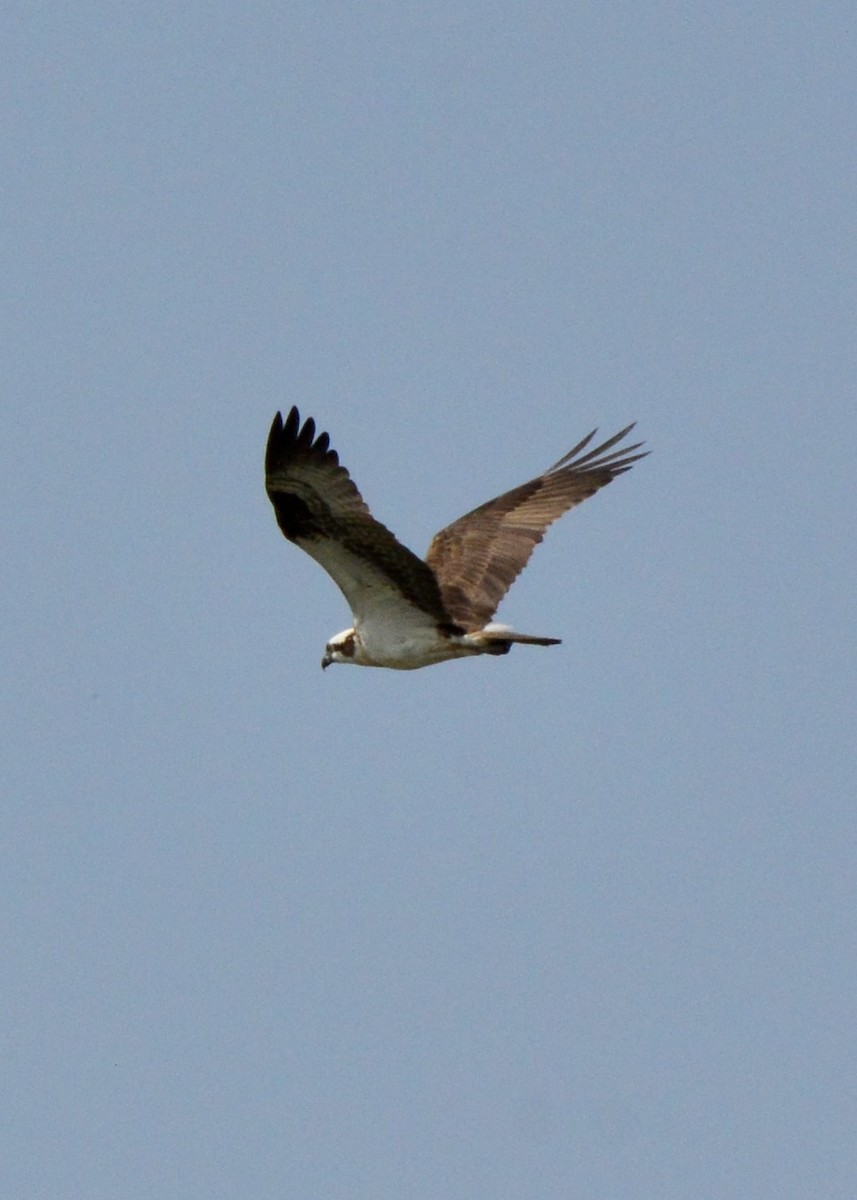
425, 425, 647, 628
265, 409, 452, 626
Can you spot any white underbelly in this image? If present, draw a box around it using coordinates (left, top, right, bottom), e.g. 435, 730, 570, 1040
357, 620, 468, 670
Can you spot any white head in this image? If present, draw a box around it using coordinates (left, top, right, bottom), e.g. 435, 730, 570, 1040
321, 628, 359, 669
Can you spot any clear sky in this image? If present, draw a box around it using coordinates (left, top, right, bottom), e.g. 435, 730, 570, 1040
3, 4, 855, 1197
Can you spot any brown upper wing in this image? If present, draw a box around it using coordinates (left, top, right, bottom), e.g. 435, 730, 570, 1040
425, 424, 647, 629
265, 408, 452, 626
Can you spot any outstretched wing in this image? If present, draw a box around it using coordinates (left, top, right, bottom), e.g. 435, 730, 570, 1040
425, 424, 647, 629
265, 408, 451, 627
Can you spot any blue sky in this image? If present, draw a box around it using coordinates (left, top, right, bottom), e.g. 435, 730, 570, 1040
3, 4, 856, 1197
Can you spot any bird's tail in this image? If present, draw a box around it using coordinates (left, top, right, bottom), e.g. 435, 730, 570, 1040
492, 631, 561, 647
469, 626, 561, 654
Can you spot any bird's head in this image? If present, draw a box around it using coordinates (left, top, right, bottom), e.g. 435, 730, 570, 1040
322, 628, 358, 669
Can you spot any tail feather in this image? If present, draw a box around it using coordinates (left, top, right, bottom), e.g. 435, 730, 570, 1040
472, 628, 561, 652
494, 631, 561, 647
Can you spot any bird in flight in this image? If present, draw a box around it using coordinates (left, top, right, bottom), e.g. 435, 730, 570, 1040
265, 407, 646, 670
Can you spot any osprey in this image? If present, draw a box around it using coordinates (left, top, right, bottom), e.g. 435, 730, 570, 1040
265, 407, 646, 670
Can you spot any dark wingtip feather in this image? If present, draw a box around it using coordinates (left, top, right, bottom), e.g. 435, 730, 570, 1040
266, 406, 343, 480
298, 416, 316, 448
265, 412, 283, 474
547, 423, 648, 475
283, 406, 300, 439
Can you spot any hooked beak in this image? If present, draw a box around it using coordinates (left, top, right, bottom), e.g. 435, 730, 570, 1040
321, 652, 332, 670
